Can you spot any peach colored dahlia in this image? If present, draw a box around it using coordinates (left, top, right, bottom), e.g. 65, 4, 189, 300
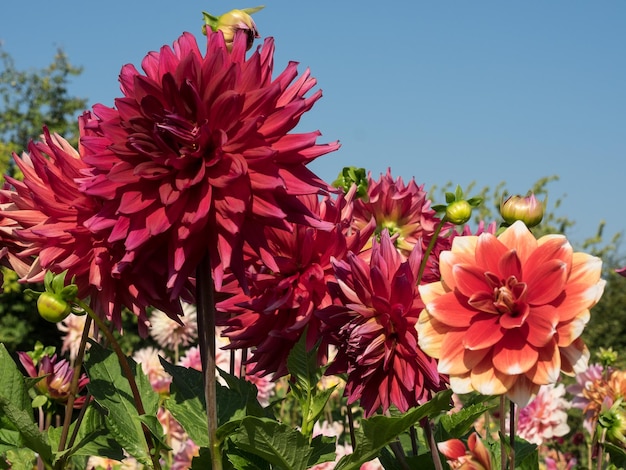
78, 29, 338, 301
417, 220, 605, 405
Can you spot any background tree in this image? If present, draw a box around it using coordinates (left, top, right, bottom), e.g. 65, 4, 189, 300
0, 43, 87, 179
0, 45, 87, 351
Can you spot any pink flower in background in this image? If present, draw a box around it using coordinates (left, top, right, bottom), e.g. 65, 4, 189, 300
418, 221, 605, 405
218, 190, 373, 379
516, 383, 570, 445
57, 314, 95, 361
79, 29, 338, 307
18, 351, 89, 407
318, 231, 445, 417
566, 363, 605, 433
133, 347, 172, 394
149, 302, 198, 353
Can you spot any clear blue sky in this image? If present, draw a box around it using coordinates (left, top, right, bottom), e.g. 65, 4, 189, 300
1, 1, 624, 252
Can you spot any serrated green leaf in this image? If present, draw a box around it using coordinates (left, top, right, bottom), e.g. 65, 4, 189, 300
306, 434, 336, 467
160, 360, 209, 448
308, 386, 336, 427
230, 417, 312, 470
0, 396, 51, 462
335, 389, 453, 470
223, 445, 270, 470
48, 405, 124, 463
0, 344, 30, 412
439, 401, 498, 438
286, 333, 318, 397
84, 342, 159, 466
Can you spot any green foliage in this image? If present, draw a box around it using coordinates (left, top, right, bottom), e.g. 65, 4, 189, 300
0, 44, 87, 178
84, 342, 162, 467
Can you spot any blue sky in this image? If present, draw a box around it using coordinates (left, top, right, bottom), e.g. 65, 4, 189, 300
1, 1, 624, 252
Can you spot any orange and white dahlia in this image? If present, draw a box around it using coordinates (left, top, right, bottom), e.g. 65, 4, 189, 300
417, 220, 605, 405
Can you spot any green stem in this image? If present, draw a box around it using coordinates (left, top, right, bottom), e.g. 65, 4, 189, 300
196, 253, 222, 470
54, 314, 92, 470
417, 216, 448, 286
509, 399, 516, 470
422, 417, 443, 470
500, 396, 507, 470
76, 300, 162, 470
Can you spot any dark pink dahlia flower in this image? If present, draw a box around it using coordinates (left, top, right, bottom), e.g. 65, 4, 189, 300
351, 169, 446, 259
0, 129, 183, 333
318, 231, 446, 417
217, 188, 374, 379
79, 30, 339, 300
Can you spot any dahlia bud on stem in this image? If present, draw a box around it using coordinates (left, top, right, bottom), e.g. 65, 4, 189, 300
499, 192, 545, 228
202, 6, 264, 51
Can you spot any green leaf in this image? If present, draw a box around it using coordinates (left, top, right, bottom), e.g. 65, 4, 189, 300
160, 360, 209, 448
286, 333, 318, 398
0, 344, 30, 412
230, 416, 312, 470
84, 342, 159, 467
439, 401, 498, 438
306, 434, 336, 467
0, 448, 36, 470
335, 389, 453, 470
0, 396, 52, 462
47, 405, 124, 462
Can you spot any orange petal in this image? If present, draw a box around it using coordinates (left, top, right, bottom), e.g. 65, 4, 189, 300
418, 281, 448, 306
439, 331, 489, 375
525, 339, 560, 385
453, 264, 491, 298
492, 330, 539, 375
416, 310, 447, 358
474, 233, 511, 276
427, 292, 478, 328
463, 315, 503, 350
439, 247, 476, 290
497, 220, 537, 264
449, 373, 474, 395
526, 259, 568, 305
560, 338, 589, 375
507, 375, 540, 407
470, 356, 516, 396
525, 305, 558, 347
555, 310, 589, 347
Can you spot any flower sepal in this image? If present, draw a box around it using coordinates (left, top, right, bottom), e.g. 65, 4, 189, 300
432, 185, 483, 225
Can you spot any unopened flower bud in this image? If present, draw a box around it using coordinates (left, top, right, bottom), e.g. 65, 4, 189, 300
446, 200, 472, 225
599, 399, 626, 447
202, 7, 263, 51
500, 193, 544, 227
332, 166, 368, 200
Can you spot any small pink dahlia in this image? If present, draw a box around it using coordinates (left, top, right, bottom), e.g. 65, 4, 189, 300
515, 383, 571, 445
318, 231, 445, 417
78, 29, 338, 303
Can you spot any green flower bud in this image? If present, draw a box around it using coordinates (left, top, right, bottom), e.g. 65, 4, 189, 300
500, 193, 544, 227
446, 200, 473, 225
332, 166, 368, 200
37, 293, 70, 323
599, 399, 626, 447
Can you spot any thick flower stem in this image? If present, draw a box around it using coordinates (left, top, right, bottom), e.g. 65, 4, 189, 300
196, 253, 222, 470
55, 314, 92, 470
422, 417, 443, 470
499, 396, 509, 470
77, 300, 162, 470
509, 400, 516, 470
417, 217, 447, 286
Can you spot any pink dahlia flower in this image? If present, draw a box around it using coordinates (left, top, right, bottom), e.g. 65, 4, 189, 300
515, 383, 570, 445
351, 169, 446, 260
318, 231, 445, 417
417, 220, 605, 405
79, 29, 338, 302
18, 351, 89, 408
218, 189, 373, 379
0, 129, 182, 333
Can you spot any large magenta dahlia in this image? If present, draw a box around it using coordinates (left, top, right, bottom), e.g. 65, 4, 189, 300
79, 30, 339, 300
318, 231, 446, 417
